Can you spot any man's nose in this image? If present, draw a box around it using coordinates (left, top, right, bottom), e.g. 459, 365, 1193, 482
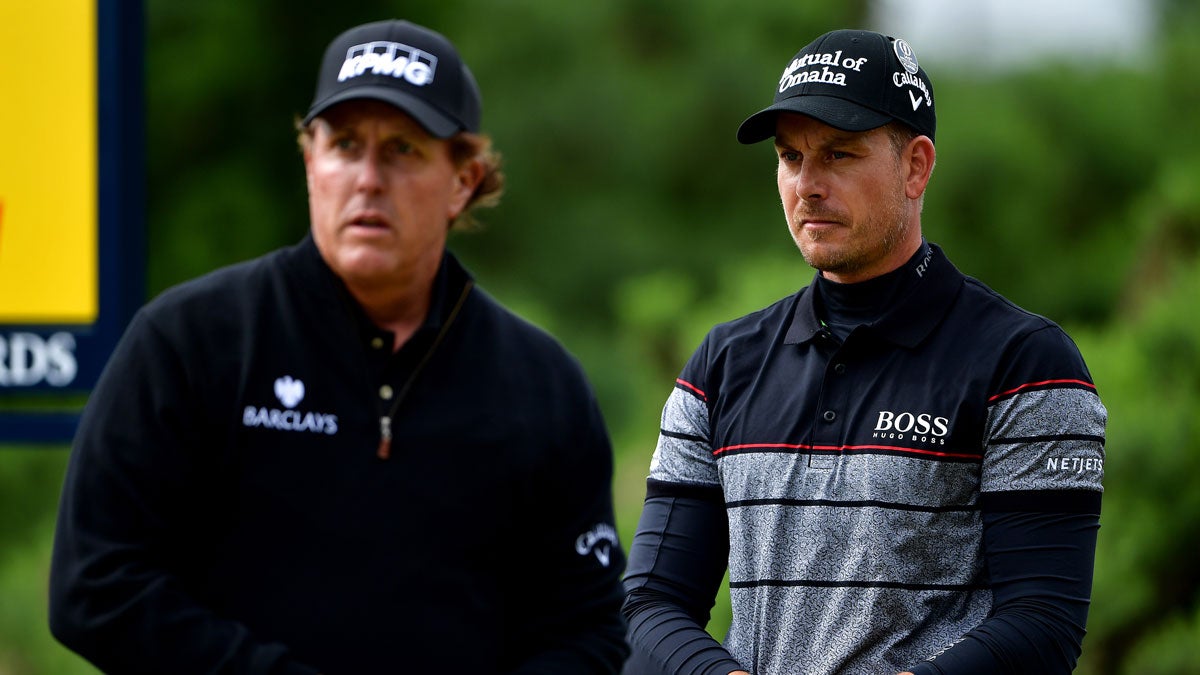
795, 162, 826, 201
355, 154, 385, 192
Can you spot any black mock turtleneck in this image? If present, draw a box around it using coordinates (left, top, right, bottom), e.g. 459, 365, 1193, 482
813, 241, 932, 340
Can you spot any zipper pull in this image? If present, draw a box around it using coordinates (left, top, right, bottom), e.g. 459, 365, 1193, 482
377, 416, 393, 460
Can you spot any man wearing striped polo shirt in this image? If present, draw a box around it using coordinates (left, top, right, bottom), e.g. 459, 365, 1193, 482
622, 29, 1106, 675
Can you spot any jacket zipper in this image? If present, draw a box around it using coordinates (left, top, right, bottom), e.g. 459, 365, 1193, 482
376, 280, 474, 460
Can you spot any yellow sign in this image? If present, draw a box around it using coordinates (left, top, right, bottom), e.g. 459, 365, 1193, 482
0, 1, 98, 324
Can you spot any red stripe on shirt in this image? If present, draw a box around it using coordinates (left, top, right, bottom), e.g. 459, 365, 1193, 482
675, 378, 707, 401
713, 442, 979, 461
988, 378, 1096, 402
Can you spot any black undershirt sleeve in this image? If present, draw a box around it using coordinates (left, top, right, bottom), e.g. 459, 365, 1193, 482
909, 491, 1101, 674
621, 481, 744, 675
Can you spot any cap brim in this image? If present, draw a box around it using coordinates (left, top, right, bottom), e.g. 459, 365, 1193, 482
736, 95, 894, 144
303, 85, 461, 138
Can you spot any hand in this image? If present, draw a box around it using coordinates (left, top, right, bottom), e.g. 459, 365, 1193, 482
729, 671, 751, 675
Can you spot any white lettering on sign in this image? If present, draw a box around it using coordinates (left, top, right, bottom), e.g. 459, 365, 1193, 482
0, 332, 78, 387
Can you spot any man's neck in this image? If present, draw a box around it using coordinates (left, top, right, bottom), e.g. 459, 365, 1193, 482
345, 271, 435, 352
815, 240, 932, 338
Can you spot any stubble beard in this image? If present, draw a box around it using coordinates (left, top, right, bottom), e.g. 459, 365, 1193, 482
793, 180, 911, 278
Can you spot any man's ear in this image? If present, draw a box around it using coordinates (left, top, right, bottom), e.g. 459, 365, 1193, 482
905, 135, 936, 200
447, 158, 485, 220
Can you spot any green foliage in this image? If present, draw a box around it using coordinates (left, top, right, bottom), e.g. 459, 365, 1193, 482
0, 526, 100, 675
1072, 259, 1200, 674
4, 1, 1200, 672
0, 448, 68, 553
0, 450, 99, 674
1119, 604, 1200, 675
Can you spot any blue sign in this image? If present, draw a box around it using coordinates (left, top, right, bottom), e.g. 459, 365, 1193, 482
0, 0, 145, 443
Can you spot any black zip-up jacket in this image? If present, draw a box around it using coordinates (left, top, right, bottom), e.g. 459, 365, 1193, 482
50, 236, 628, 674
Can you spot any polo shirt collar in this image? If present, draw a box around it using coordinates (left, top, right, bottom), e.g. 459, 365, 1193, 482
784, 241, 963, 348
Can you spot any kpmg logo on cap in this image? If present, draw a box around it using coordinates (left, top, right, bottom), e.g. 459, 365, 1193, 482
338, 41, 438, 87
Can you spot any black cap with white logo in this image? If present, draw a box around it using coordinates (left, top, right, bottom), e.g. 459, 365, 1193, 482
737, 29, 935, 144
303, 19, 481, 138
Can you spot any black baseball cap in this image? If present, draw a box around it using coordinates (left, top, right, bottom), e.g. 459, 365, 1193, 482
303, 19, 481, 138
737, 29, 935, 144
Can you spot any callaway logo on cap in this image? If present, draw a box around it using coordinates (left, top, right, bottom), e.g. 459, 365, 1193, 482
303, 19, 482, 138
737, 29, 936, 144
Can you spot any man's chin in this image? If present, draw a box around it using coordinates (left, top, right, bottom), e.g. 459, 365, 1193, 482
796, 241, 847, 271
330, 251, 402, 285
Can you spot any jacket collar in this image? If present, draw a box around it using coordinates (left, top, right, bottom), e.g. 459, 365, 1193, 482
287, 234, 474, 344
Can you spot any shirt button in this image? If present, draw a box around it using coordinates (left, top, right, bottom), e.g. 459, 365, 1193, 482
380, 385, 394, 400
833, 363, 846, 374
370, 337, 385, 349
823, 410, 836, 422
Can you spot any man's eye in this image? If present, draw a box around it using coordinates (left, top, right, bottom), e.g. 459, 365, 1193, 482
780, 151, 799, 161
333, 137, 356, 151
830, 151, 850, 160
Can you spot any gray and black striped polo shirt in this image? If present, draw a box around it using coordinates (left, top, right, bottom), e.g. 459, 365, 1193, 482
647, 242, 1106, 674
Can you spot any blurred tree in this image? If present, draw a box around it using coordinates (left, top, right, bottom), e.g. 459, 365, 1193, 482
1072, 259, 1200, 674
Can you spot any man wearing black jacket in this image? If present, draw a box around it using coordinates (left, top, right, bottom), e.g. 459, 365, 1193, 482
50, 19, 628, 674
